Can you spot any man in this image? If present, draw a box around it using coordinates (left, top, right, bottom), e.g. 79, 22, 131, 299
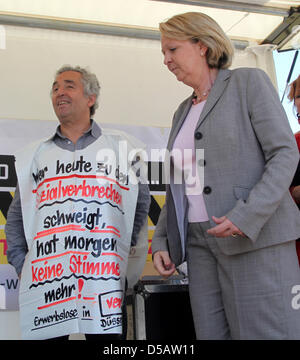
5, 65, 150, 340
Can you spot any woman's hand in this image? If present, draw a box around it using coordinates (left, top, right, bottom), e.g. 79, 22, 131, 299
207, 216, 245, 238
153, 251, 176, 278
291, 185, 300, 203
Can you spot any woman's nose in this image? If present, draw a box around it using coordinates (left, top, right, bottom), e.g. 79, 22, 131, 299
164, 53, 171, 66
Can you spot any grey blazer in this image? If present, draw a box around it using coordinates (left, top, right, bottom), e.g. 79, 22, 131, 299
152, 67, 300, 267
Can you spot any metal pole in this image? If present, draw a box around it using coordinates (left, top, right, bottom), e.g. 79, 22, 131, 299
0, 12, 249, 49
151, 0, 289, 17
281, 50, 299, 103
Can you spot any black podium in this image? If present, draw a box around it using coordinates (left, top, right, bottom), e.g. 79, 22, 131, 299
132, 276, 196, 340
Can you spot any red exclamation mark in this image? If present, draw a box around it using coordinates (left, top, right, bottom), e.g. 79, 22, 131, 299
78, 279, 84, 299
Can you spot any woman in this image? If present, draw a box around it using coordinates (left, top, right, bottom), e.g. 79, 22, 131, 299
288, 75, 300, 263
152, 12, 300, 340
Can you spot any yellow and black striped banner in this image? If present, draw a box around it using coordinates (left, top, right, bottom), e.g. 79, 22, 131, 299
0, 191, 14, 265
147, 193, 166, 262
0, 155, 17, 265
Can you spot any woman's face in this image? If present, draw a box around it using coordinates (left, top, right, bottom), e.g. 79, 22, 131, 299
161, 36, 209, 88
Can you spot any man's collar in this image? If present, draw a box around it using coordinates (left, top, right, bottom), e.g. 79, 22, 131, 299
53, 119, 102, 140
90, 119, 102, 138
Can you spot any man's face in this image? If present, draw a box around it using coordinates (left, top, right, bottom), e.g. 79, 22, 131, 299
51, 71, 95, 123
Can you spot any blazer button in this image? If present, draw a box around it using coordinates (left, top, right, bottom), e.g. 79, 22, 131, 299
203, 186, 212, 194
195, 132, 203, 140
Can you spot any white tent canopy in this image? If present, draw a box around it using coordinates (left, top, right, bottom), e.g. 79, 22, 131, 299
0, 0, 299, 45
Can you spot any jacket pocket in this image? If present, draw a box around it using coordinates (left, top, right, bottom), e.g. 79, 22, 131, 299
233, 185, 251, 202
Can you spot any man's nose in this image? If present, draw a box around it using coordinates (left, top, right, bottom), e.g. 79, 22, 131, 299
55, 86, 65, 97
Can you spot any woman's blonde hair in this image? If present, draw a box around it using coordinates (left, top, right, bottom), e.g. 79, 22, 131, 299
159, 12, 234, 69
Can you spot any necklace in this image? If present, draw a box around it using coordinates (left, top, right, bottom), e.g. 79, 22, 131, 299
192, 88, 211, 105
192, 70, 215, 105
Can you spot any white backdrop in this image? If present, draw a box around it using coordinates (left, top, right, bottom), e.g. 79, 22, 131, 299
0, 25, 277, 128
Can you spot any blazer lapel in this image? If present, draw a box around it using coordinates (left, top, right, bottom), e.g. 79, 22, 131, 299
167, 69, 231, 149
196, 69, 231, 129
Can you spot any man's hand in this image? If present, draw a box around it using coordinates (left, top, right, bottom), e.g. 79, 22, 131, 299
207, 216, 245, 238
153, 251, 176, 278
